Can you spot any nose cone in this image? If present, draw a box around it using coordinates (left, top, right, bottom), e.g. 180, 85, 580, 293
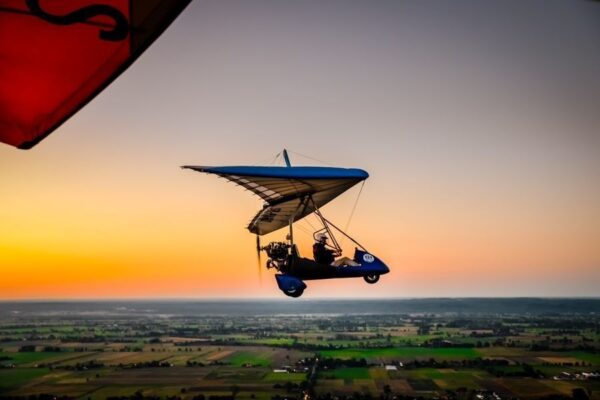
354, 249, 390, 274
378, 262, 390, 275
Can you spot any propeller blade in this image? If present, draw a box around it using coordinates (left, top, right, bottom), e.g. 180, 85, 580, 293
256, 235, 263, 285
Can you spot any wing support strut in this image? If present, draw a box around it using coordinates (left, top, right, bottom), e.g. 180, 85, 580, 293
306, 195, 368, 253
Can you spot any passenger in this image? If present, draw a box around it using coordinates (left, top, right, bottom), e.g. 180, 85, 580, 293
313, 233, 359, 267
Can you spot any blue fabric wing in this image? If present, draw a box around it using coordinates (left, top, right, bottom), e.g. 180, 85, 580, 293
182, 165, 368, 235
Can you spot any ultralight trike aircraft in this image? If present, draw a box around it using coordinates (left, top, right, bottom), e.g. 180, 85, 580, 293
182, 150, 390, 297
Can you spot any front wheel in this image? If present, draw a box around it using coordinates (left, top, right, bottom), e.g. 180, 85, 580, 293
283, 287, 304, 298
364, 274, 380, 284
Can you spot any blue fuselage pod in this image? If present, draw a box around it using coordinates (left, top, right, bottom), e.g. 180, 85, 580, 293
275, 274, 307, 293
283, 248, 389, 281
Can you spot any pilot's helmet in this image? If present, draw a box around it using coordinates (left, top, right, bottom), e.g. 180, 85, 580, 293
316, 233, 328, 242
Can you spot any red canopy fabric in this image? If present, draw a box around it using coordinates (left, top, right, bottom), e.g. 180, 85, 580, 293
0, 0, 191, 149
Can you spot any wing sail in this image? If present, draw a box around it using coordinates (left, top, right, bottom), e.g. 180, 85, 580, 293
182, 165, 368, 235
0, 0, 191, 149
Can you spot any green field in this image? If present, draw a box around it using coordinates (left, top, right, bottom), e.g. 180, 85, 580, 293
225, 350, 272, 367
0, 351, 65, 366
0, 368, 50, 389
263, 371, 307, 382
565, 351, 600, 365
320, 347, 480, 361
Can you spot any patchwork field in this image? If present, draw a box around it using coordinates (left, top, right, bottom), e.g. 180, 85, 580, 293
1, 299, 599, 399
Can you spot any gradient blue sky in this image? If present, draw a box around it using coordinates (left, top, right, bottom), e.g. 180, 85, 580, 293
1, 0, 599, 298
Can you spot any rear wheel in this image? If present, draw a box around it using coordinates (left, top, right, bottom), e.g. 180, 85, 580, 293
283, 287, 304, 298
364, 274, 380, 284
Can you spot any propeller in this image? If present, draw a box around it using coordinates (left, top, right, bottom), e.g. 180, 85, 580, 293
256, 235, 263, 285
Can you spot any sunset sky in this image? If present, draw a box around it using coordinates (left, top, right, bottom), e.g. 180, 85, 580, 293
1, 0, 599, 299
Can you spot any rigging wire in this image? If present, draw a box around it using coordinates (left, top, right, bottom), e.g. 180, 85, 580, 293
287, 149, 336, 166
339, 181, 366, 247
253, 150, 281, 166
345, 181, 366, 232
295, 223, 312, 236
303, 214, 318, 232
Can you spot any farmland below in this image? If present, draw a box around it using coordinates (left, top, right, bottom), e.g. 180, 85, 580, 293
0, 299, 598, 400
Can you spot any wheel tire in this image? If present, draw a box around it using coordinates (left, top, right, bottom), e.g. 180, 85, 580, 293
364, 274, 380, 284
283, 287, 304, 298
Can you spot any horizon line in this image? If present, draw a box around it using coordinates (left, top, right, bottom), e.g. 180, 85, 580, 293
1, 296, 599, 302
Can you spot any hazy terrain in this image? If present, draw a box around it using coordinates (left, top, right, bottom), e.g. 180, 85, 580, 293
2, 298, 599, 317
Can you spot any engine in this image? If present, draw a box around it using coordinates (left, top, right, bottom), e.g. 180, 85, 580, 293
262, 241, 291, 271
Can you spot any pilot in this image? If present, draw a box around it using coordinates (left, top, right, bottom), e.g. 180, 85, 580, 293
313, 233, 359, 267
